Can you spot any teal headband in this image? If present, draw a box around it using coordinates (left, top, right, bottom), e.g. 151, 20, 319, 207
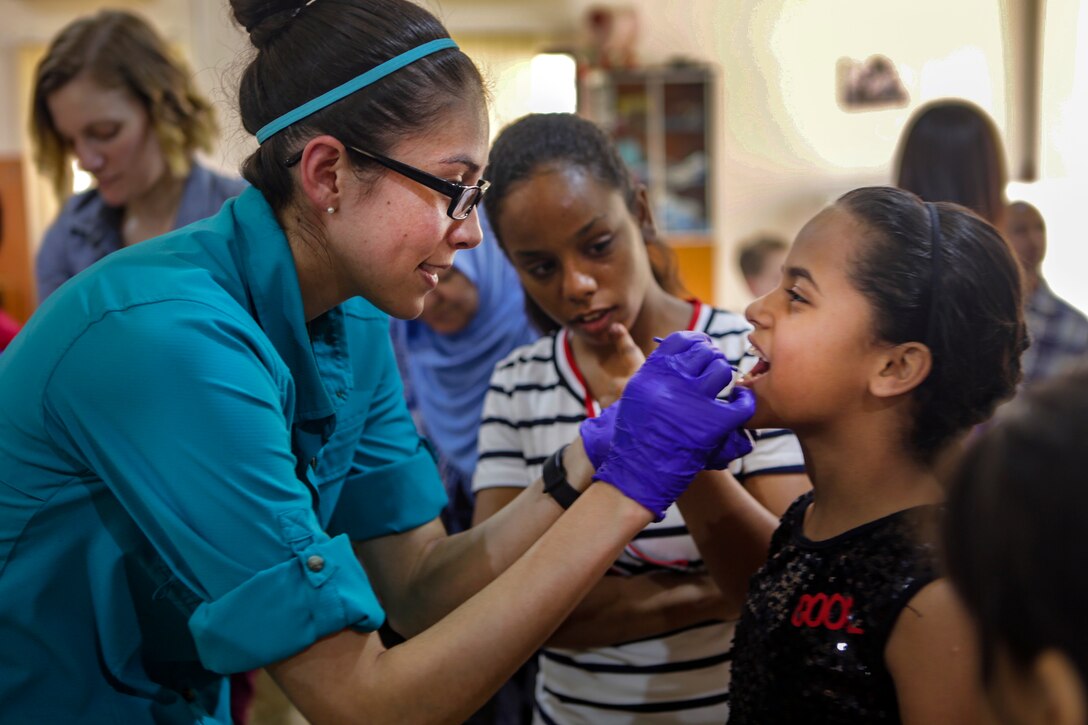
255, 37, 459, 144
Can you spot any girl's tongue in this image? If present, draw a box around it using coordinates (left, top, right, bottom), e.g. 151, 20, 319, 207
741, 358, 770, 384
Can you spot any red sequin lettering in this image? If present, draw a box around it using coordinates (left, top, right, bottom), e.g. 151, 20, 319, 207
790, 592, 865, 634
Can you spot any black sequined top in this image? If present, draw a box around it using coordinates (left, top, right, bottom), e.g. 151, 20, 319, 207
728, 492, 939, 724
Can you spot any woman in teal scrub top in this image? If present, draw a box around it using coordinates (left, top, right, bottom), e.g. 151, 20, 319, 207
0, 1, 757, 722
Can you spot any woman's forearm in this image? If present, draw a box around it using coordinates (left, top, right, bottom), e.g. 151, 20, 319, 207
366, 439, 597, 636
272, 482, 653, 725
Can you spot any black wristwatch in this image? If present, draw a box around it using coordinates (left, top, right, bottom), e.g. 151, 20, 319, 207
542, 444, 582, 510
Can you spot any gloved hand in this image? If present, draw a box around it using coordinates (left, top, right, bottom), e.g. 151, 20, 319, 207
579, 403, 617, 470
581, 378, 753, 471
592, 331, 756, 520
708, 391, 755, 468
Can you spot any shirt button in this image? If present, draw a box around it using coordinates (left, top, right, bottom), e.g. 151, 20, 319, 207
309, 457, 317, 470
336, 390, 346, 399
306, 555, 325, 572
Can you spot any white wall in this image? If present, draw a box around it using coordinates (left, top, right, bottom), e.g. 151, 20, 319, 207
1018, 0, 1088, 314
565, 0, 1012, 308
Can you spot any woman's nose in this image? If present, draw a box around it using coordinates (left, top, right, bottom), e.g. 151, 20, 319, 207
73, 142, 105, 174
449, 210, 483, 250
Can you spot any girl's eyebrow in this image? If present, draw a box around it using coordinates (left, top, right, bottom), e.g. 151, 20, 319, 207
512, 249, 547, 260
786, 265, 820, 292
574, 214, 606, 238
513, 214, 607, 258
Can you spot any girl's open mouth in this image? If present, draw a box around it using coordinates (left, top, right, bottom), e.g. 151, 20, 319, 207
740, 345, 770, 384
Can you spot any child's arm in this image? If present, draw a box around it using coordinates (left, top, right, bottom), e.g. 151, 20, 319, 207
676, 469, 782, 605
886, 578, 983, 724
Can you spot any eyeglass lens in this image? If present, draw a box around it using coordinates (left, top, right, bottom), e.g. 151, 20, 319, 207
451, 188, 479, 220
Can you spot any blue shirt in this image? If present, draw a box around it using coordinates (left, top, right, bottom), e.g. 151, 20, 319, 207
0, 187, 446, 723
36, 160, 247, 302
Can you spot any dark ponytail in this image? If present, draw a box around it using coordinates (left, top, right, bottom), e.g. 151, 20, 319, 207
229, 0, 484, 211
838, 186, 1027, 462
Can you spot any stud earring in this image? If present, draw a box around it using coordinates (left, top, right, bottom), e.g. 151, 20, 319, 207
326, 206, 336, 215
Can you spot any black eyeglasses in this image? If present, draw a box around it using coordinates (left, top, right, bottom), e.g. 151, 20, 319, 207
284, 144, 489, 220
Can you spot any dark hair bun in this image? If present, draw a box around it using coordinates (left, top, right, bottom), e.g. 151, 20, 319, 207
230, 0, 308, 50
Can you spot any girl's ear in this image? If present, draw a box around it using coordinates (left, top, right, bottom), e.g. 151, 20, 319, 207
869, 341, 932, 398
1033, 650, 1087, 725
296, 134, 350, 216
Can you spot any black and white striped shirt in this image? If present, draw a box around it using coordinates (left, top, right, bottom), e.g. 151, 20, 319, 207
474, 303, 806, 724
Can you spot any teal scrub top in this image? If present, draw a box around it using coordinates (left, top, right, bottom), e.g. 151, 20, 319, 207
0, 187, 447, 723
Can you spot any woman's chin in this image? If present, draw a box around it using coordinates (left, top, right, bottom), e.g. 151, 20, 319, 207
97, 187, 128, 208
384, 297, 426, 321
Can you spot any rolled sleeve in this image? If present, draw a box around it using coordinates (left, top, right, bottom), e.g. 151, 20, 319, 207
190, 527, 384, 673
328, 317, 447, 541
329, 444, 447, 540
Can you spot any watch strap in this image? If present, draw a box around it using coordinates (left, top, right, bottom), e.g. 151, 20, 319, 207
542, 444, 581, 510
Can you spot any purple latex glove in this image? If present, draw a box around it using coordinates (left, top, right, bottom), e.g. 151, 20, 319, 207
707, 389, 755, 468
579, 403, 617, 470
581, 374, 753, 471
593, 331, 757, 520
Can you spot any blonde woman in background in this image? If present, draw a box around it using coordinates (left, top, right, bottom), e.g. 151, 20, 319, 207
30, 9, 245, 302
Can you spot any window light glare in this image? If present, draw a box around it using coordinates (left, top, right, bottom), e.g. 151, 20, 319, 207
528, 53, 577, 114
71, 160, 93, 194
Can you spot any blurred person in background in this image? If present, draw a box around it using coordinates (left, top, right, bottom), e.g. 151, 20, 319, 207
895, 99, 1007, 229
30, 9, 245, 303
1004, 200, 1088, 388
737, 234, 789, 299
944, 364, 1088, 725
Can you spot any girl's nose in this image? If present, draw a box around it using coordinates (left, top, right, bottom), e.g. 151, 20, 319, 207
563, 265, 597, 300
745, 294, 769, 329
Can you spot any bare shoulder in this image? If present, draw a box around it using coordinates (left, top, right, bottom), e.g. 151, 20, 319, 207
886, 578, 983, 724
